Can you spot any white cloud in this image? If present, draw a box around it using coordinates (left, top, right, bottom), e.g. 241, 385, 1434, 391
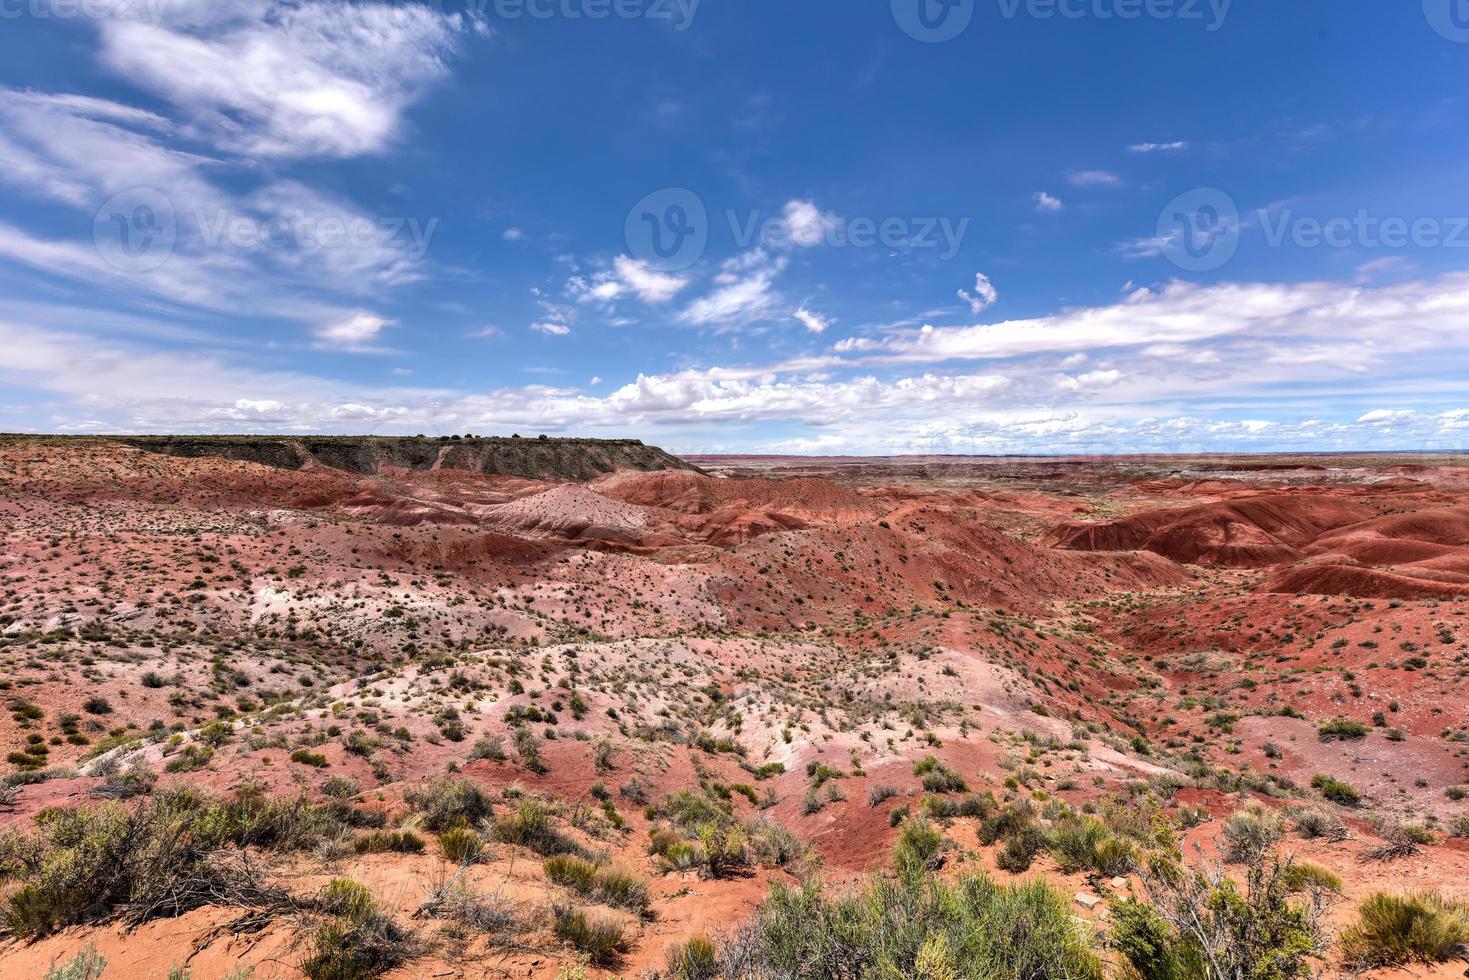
570, 256, 689, 306
958, 272, 998, 313
2, 307, 1467, 455
680, 251, 787, 328
781, 199, 840, 247
97, 1, 474, 159
612, 255, 688, 303
502, 227, 524, 241
1069, 170, 1122, 187
316, 312, 392, 350
1034, 191, 1063, 212
1128, 141, 1188, 153
793, 307, 833, 334
530, 321, 571, 336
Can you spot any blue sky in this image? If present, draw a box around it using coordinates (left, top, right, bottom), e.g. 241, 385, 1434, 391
0, 0, 1467, 454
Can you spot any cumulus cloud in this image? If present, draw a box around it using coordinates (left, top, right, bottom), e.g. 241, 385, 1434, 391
793, 307, 833, 333
781, 199, 840, 247
3, 307, 1467, 455
612, 256, 688, 303
316, 313, 392, 350
570, 255, 689, 306
957, 272, 998, 313
1034, 191, 1063, 212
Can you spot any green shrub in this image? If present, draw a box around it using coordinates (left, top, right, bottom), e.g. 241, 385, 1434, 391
352, 830, 425, 855
1281, 861, 1342, 895
1310, 774, 1361, 807
1338, 892, 1469, 969
404, 776, 491, 833
894, 817, 944, 880
1317, 719, 1369, 742
731, 867, 1104, 979
666, 935, 719, 979
44, 945, 107, 980
1112, 855, 1329, 980
553, 906, 626, 965
544, 855, 598, 892
436, 828, 483, 864
290, 749, 328, 768
1221, 808, 1285, 864
1291, 807, 1347, 841
995, 827, 1045, 873
0, 789, 344, 938
490, 799, 585, 858
302, 878, 421, 979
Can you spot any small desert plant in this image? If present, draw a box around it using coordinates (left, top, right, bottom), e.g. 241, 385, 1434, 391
665, 935, 719, 979
352, 830, 425, 855
437, 827, 483, 864
553, 905, 626, 965
1338, 892, 1469, 969
45, 945, 107, 980
491, 799, 586, 858
1291, 807, 1348, 841
404, 776, 491, 833
303, 878, 422, 980
1310, 773, 1361, 807
1317, 719, 1369, 741
1221, 807, 1285, 864
467, 735, 506, 763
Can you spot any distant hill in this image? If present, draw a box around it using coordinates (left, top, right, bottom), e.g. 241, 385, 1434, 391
0, 433, 700, 482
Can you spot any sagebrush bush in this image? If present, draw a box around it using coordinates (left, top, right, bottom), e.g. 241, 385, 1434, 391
404, 776, 491, 832
0, 788, 342, 937
725, 864, 1104, 979
1113, 854, 1331, 980
491, 799, 586, 858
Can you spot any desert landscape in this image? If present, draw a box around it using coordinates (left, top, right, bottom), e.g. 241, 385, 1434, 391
0, 434, 1463, 978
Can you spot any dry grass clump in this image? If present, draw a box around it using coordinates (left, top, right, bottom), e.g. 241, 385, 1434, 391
1338, 892, 1469, 969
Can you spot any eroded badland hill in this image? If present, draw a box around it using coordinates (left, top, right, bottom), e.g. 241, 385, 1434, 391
0, 437, 1466, 978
